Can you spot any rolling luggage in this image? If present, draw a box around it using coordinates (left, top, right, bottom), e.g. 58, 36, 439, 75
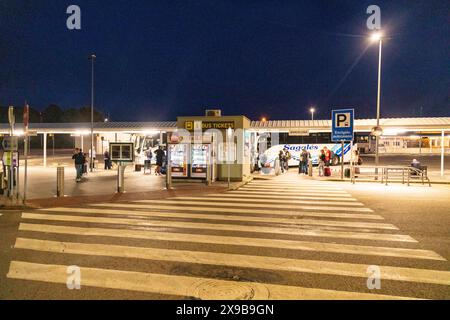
324, 167, 331, 177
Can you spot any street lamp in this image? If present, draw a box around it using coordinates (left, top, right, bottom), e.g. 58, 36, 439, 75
310, 107, 315, 121
370, 32, 383, 168
89, 54, 96, 172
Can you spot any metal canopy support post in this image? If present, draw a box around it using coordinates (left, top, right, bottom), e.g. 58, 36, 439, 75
43, 133, 47, 167
166, 144, 172, 190
23, 135, 29, 203
441, 130, 445, 177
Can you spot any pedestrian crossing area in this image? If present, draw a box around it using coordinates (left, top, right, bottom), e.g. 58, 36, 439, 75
6, 176, 450, 299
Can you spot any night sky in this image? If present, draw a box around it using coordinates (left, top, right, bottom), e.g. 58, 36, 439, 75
1, 0, 448, 121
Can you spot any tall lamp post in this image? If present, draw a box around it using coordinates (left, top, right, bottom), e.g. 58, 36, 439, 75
310, 107, 315, 121
89, 54, 96, 172
370, 32, 383, 168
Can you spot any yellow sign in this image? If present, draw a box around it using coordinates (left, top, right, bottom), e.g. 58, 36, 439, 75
185, 121, 234, 131
185, 121, 194, 130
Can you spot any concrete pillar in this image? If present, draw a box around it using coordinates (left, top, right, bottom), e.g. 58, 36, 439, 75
441, 130, 445, 177
43, 133, 47, 167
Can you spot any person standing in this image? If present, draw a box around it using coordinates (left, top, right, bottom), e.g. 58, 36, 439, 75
104, 150, 112, 170
299, 148, 310, 175
89, 148, 96, 170
318, 149, 326, 177
323, 146, 331, 166
83, 152, 88, 175
154, 146, 165, 175
284, 148, 291, 171
144, 148, 153, 174
278, 150, 285, 173
72, 148, 85, 182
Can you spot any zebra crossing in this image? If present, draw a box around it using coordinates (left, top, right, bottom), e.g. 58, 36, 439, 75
6, 176, 450, 299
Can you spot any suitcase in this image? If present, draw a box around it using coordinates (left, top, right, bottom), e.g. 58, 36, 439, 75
324, 167, 331, 177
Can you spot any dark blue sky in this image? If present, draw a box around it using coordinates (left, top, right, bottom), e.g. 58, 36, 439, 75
1, 0, 448, 121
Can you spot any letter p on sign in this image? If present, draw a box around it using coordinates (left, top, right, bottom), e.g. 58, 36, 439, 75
335, 113, 351, 128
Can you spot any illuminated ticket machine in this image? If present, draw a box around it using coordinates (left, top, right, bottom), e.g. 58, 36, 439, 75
190, 144, 210, 178
168, 143, 190, 178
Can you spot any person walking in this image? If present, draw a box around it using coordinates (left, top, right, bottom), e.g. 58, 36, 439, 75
72, 148, 85, 182
154, 146, 165, 175
318, 149, 326, 177
104, 150, 112, 170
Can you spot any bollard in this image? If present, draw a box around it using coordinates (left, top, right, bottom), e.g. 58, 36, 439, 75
308, 160, 313, 177
56, 166, 64, 197
117, 165, 126, 193
206, 164, 211, 186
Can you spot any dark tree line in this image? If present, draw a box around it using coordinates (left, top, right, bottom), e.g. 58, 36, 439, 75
0, 104, 105, 124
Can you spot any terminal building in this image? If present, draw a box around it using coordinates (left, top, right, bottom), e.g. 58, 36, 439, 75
1, 110, 449, 181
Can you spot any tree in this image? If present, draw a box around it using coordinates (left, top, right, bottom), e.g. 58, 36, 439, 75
42, 104, 64, 122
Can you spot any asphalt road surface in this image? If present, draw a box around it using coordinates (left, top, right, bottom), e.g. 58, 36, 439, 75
0, 172, 449, 299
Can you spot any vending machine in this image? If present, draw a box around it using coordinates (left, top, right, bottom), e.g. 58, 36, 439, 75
169, 143, 190, 178
190, 144, 210, 178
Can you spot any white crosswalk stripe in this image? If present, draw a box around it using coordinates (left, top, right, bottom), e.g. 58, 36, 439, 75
6, 178, 449, 300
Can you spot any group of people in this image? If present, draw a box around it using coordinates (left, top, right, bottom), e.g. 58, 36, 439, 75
316, 147, 332, 176
144, 146, 166, 175
277, 146, 335, 177
277, 148, 291, 173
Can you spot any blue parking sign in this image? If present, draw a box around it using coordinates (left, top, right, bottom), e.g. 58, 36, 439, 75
332, 109, 354, 142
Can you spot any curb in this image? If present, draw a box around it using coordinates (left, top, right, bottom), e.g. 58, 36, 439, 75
228, 175, 254, 191
312, 178, 450, 185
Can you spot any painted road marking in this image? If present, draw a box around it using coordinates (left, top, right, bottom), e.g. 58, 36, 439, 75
229, 190, 353, 197
247, 183, 343, 189
171, 196, 364, 206
90, 203, 383, 220
206, 193, 358, 202
241, 187, 348, 194
131, 200, 374, 213
21, 212, 416, 242
7, 261, 418, 300
19, 223, 444, 260
41, 207, 398, 230
14, 238, 450, 286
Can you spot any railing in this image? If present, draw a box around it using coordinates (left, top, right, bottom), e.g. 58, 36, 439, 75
349, 165, 431, 186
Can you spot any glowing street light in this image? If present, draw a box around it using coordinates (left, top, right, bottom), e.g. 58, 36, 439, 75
370, 32, 382, 42
310, 107, 315, 121
261, 117, 267, 123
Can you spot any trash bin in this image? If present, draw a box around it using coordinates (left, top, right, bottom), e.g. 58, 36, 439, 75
135, 164, 142, 172
344, 168, 351, 178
